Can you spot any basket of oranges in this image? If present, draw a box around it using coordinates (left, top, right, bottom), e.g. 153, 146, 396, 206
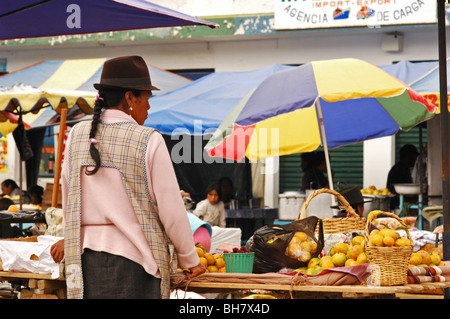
364, 210, 413, 286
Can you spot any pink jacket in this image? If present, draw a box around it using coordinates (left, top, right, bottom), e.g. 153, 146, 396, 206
61, 109, 199, 278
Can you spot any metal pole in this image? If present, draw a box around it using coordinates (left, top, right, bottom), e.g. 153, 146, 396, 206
316, 99, 334, 192
437, 0, 450, 299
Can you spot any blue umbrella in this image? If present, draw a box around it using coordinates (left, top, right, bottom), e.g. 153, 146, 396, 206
379, 60, 438, 86
145, 64, 293, 135
0, 0, 218, 40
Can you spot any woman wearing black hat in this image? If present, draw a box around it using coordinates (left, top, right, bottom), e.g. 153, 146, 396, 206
333, 186, 371, 218
50, 56, 205, 299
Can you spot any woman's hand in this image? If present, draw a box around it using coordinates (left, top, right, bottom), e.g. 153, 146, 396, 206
50, 239, 64, 263
186, 262, 206, 279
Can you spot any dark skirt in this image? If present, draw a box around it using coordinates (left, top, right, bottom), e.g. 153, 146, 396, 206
81, 249, 161, 299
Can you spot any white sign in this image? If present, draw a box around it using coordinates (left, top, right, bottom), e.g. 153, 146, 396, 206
274, 0, 437, 30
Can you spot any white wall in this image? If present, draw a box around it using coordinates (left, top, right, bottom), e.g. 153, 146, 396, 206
363, 136, 395, 189
1, 27, 442, 73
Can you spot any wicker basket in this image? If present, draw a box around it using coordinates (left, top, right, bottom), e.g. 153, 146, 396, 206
297, 188, 366, 234
364, 211, 413, 286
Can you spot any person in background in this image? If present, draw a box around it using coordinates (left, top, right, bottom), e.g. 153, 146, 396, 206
332, 186, 377, 232
386, 144, 419, 209
1, 179, 20, 197
332, 186, 371, 218
301, 151, 329, 191
193, 183, 226, 227
27, 185, 44, 206
49, 55, 204, 299
1, 179, 31, 204
218, 177, 234, 209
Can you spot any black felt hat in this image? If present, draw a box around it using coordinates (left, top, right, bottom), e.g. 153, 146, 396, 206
331, 186, 372, 209
94, 56, 159, 91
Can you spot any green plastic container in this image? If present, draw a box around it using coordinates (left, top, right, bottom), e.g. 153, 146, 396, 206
223, 253, 255, 273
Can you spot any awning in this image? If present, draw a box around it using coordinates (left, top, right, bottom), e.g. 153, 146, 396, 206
0, 0, 218, 40
0, 58, 192, 134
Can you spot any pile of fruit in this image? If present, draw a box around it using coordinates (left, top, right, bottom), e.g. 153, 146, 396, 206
197, 244, 226, 273
296, 235, 368, 275
367, 228, 412, 247
177, 243, 226, 273
409, 249, 444, 267
360, 186, 391, 196
284, 231, 318, 263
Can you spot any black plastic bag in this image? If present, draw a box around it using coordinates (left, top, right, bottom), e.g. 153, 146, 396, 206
246, 216, 324, 273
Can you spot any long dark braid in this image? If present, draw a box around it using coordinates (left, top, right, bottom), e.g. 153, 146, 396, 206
85, 89, 143, 176
85, 96, 104, 176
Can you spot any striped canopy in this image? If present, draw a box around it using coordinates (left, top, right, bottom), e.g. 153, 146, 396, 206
0, 58, 191, 136
205, 58, 436, 162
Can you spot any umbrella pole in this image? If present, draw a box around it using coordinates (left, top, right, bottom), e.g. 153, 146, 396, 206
51, 108, 68, 208
316, 99, 334, 192
438, 0, 450, 300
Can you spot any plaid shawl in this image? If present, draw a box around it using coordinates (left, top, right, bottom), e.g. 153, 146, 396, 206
64, 121, 171, 299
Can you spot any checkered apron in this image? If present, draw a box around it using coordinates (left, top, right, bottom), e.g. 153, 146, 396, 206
64, 121, 172, 299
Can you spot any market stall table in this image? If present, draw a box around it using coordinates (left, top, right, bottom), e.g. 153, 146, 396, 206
171, 272, 450, 299
0, 210, 45, 224
0, 271, 65, 299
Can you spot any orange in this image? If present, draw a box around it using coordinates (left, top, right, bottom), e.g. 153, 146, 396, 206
348, 244, 364, 260
333, 243, 349, 255
309, 241, 318, 254
321, 260, 335, 269
298, 251, 311, 263
417, 250, 431, 265
7, 205, 18, 213
370, 234, 384, 247
331, 253, 347, 267
204, 253, 216, 266
207, 265, 218, 273
287, 242, 301, 259
196, 246, 205, 257
215, 258, 225, 269
409, 253, 422, 266
294, 232, 308, 242
218, 266, 226, 273
351, 236, 364, 246
382, 236, 395, 247
200, 257, 208, 268
300, 241, 312, 252
307, 257, 320, 269
370, 229, 380, 235
382, 228, 398, 241
345, 259, 357, 267
356, 252, 368, 264
430, 253, 441, 265
319, 256, 332, 266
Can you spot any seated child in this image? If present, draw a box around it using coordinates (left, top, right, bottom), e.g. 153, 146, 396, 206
193, 183, 226, 228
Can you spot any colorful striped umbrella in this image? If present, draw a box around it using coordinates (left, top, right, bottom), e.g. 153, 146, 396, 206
205, 58, 436, 189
